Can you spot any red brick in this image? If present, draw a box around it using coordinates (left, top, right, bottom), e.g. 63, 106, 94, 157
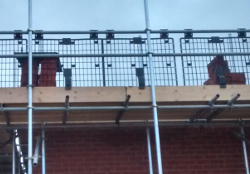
29, 127, 247, 174
19, 59, 39, 87
205, 56, 246, 85
227, 73, 246, 84
39, 58, 58, 86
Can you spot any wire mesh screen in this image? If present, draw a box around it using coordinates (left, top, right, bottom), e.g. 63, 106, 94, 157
180, 37, 250, 85
32, 37, 177, 87
0, 39, 27, 87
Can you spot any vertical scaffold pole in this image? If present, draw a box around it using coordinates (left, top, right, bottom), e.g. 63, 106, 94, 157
28, 0, 33, 174
42, 124, 46, 174
12, 131, 16, 174
143, 0, 163, 174
146, 127, 154, 174
241, 126, 250, 174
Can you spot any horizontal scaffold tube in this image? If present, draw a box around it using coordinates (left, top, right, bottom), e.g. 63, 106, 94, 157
1, 120, 250, 130
0, 29, 249, 35
1, 52, 250, 58
1, 104, 250, 112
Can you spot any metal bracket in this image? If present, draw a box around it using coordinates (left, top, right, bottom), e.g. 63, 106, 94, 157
238, 28, 247, 38
90, 30, 98, 39
115, 95, 131, 125
59, 38, 75, 45
62, 96, 70, 125
218, 76, 226, 88
136, 68, 145, 89
184, 29, 193, 38
14, 30, 23, 40
130, 37, 145, 44
63, 69, 72, 90
208, 37, 224, 43
106, 30, 114, 39
160, 29, 169, 39
215, 67, 226, 88
35, 31, 44, 40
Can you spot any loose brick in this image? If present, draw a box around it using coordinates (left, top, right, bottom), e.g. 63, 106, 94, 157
204, 56, 246, 85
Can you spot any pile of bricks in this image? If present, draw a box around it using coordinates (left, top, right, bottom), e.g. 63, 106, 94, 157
39, 58, 58, 86
204, 55, 246, 85
19, 59, 39, 87
19, 57, 59, 87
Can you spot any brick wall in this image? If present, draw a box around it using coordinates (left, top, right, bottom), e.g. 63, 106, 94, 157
32, 126, 249, 174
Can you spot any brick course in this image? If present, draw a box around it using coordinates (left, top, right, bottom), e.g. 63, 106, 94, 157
18, 57, 59, 87
31, 126, 249, 174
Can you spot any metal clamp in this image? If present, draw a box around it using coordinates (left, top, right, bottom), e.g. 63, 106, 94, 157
25, 156, 34, 160
152, 104, 158, 108
27, 84, 34, 88
146, 51, 154, 55
27, 106, 34, 109
27, 28, 34, 32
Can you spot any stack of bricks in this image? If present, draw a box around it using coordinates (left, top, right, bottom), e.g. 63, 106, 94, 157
204, 55, 246, 85
39, 58, 58, 86
19, 59, 39, 87
18, 57, 59, 87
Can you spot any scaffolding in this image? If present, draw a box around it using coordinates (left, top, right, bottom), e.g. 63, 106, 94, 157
0, 0, 250, 174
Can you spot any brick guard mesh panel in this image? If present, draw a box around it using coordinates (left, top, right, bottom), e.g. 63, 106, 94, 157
32, 38, 176, 87
0, 38, 177, 87
0, 39, 27, 87
180, 37, 250, 86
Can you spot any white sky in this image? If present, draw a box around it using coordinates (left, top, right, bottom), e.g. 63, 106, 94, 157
0, 0, 249, 31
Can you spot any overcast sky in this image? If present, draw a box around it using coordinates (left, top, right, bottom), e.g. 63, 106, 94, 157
0, 0, 250, 31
